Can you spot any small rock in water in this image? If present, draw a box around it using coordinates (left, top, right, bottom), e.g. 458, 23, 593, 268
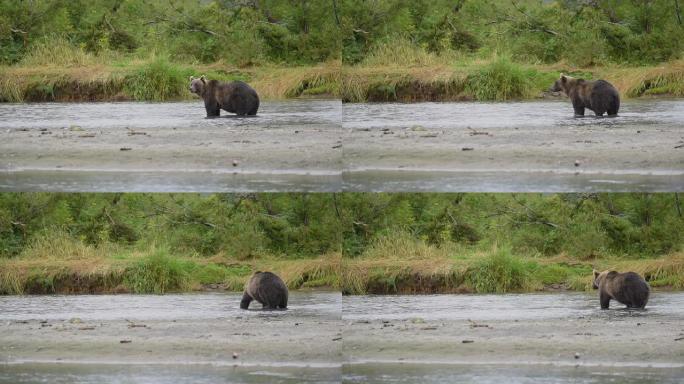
120, 340, 132, 344
232, 160, 239, 167
120, 147, 132, 151
462, 340, 474, 344
232, 352, 239, 359
574, 352, 581, 359
462, 147, 474, 151
69, 125, 84, 131
69, 318, 82, 324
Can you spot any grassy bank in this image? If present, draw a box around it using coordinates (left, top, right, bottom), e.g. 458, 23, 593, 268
0, 57, 340, 102
342, 235, 684, 295
341, 56, 684, 102
0, 237, 340, 295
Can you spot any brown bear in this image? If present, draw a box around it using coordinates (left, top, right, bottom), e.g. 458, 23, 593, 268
189, 75, 259, 117
592, 269, 650, 309
550, 74, 620, 117
240, 271, 288, 310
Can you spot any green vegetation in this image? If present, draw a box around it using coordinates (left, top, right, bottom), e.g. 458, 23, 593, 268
0, 193, 342, 294
340, 0, 684, 101
342, 1, 684, 66
341, 193, 684, 294
0, 1, 339, 66
1, 193, 682, 295
2, 1, 683, 102
0, 0, 341, 101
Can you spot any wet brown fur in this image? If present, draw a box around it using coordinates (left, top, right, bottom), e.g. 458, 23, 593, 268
592, 269, 650, 309
189, 76, 259, 117
550, 75, 620, 117
240, 271, 288, 310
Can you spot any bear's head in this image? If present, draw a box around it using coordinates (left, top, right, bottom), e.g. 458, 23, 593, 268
189, 75, 206, 95
592, 269, 602, 289
592, 269, 617, 289
550, 74, 578, 94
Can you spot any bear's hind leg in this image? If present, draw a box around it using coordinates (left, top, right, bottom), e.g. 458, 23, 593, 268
240, 292, 253, 309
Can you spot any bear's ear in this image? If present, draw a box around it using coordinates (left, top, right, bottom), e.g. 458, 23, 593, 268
593, 269, 599, 278
560, 75, 567, 84
189, 76, 194, 81
200, 75, 206, 83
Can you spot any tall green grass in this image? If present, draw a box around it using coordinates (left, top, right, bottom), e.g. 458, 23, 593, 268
465, 56, 532, 101
20, 37, 96, 67
124, 57, 188, 101
123, 248, 189, 294
465, 246, 534, 293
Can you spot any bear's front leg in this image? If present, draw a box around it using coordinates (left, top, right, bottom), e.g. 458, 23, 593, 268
240, 292, 253, 309
205, 101, 221, 118
599, 292, 611, 309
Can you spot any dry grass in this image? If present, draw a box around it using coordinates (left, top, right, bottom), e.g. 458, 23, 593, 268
341, 58, 684, 102
0, 60, 340, 102
594, 252, 684, 289
341, 64, 469, 102
0, 234, 341, 294
340, 232, 684, 294
251, 61, 341, 99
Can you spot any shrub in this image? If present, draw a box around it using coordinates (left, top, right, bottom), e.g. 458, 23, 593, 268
124, 248, 189, 293
466, 246, 532, 293
465, 56, 531, 101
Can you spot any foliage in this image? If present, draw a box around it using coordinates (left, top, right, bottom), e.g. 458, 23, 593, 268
342, 0, 684, 66
465, 55, 531, 100
0, 193, 683, 294
124, 247, 189, 294
0, 0, 340, 66
465, 246, 533, 293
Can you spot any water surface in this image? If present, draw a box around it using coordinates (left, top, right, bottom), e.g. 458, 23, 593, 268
342, 292, 684, 321
0, 291, 341, 322
343, 99, 684, 192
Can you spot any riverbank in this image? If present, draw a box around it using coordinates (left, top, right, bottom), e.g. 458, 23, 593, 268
0, 58, 340, 102
341, 58, 684, 102
3, 58, 682, 104
342, 246, 684, 295
0, 246, 340, 295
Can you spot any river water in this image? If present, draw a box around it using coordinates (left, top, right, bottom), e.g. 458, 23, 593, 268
342, 292, 684, 383
343, 99, 684, 192
2, 99, 683, 192
1, 292, 683, 383
0, 100, 343, 192
0, 292, 341, 384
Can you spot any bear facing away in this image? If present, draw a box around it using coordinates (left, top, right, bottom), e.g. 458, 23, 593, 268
189, 75, 259, 117
592, 269, 650, 309
550, 74, 620, 117
240, 271, 288, 310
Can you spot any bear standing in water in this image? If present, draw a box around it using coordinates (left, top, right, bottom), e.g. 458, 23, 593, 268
240, 271, 288, 310
189, 76, 259, 117
592, 269, 650, 309
550, 74, 620, 117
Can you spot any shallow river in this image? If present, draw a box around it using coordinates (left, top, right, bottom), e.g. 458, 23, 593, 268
0, 100, 343, 192
343, 99, 684, 192
2, 99, 683, 192
342, 292, 684, 384
0, 292, 341, 384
